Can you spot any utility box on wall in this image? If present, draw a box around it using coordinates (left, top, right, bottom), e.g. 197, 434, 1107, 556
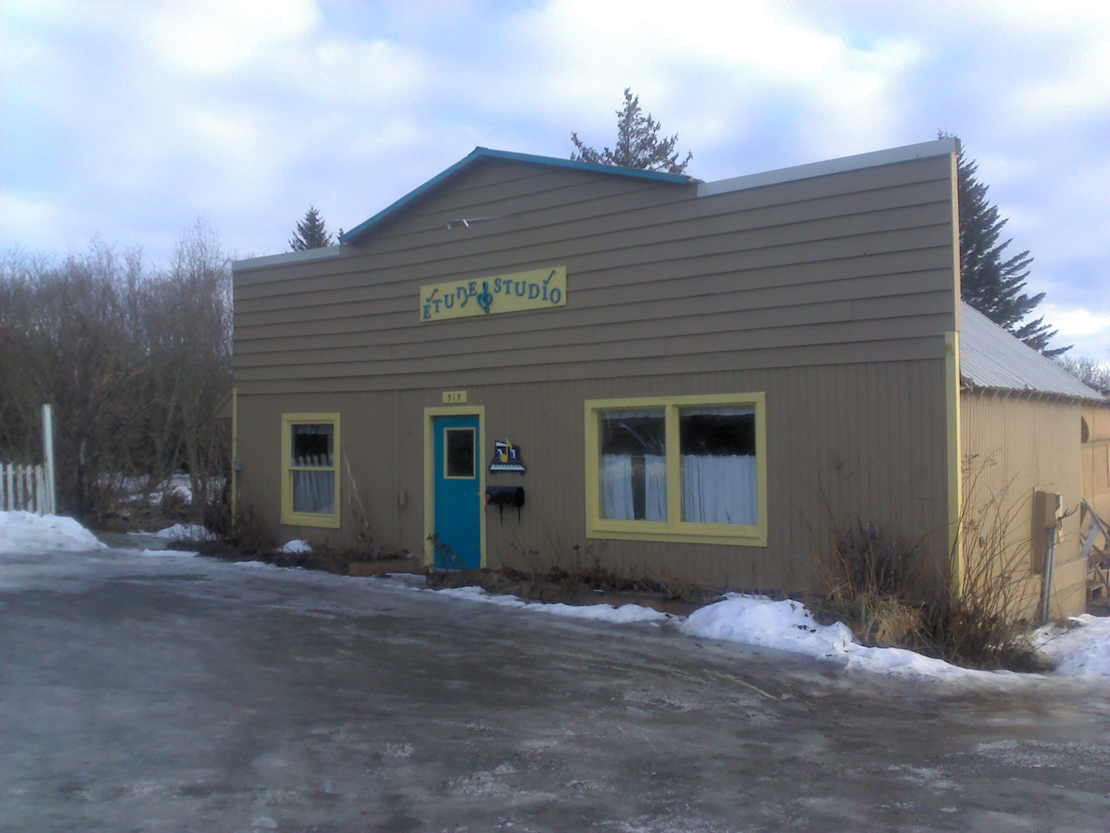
1032, 490, 1062, 573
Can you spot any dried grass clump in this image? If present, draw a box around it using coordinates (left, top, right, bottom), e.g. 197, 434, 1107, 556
816, 520, 923, 649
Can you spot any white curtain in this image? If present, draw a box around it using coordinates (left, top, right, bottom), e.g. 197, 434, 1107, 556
681, 455, 757, 525
293, 470, 334, 514
600, 454, 666, 521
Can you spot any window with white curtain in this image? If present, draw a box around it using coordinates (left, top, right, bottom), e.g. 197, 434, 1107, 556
586, 394, 766, 545
680, 406, 757, 525
599, 409, 666, 521
282, 414, 341, 528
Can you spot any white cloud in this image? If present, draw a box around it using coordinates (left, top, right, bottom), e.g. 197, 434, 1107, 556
0, 191, 64, 251
1041, 304, 1110, 360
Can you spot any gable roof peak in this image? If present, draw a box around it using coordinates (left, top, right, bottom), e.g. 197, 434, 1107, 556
338, 146, 695, 245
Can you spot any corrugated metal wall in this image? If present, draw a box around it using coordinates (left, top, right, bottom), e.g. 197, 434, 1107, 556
961, 391, 1086, 618
1082, 406, 1110, 525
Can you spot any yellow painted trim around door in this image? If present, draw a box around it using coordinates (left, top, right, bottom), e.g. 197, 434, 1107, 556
230, 387, 238, 525
945, 331, 964, 597
584, 393, 768, 546
423, 405, 486, 568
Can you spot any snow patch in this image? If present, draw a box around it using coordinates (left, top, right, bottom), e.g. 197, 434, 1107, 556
1036, 615, 1110, 677
680, 594, 993, 681
0, 511, 107, 555
431, 585, 670, 623
137, 548, 198, 558
278, 539, 311, 553
153, 523, 216, 542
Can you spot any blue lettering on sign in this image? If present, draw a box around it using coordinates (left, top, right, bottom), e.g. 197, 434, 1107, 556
477, 281, 493, 313
423, 270, 564, 319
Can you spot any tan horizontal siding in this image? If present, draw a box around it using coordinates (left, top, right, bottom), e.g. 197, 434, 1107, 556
234, 277, 951, 357
235, 336, 944, 396
233, 220, 952, 335
235, 314, 952, 384
235, 246, 955, 340
234, 154, 957, 397
341, 154, 950, 261
235, 171, 949, 301
235, 295, 954, 373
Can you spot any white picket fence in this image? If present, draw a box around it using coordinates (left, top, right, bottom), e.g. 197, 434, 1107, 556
0, 404, 57, 516
1, 462, 54, 514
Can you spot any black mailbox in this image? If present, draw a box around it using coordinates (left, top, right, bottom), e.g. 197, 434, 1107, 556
486, 486, 525, 521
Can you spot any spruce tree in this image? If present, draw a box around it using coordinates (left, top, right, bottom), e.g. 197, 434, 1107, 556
571, 88, 692, 174
948, 135, 1066, 355
289, 206, 334, 251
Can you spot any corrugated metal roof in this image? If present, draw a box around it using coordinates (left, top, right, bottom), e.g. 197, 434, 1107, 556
960, 302, 1103, 400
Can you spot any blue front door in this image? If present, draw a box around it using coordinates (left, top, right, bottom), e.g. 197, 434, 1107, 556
432, 414, 482, 570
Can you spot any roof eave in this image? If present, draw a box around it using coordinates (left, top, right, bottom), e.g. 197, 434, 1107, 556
961, 382, 1110, 406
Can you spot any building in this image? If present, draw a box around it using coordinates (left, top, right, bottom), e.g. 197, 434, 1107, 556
230, 138, 1105, 617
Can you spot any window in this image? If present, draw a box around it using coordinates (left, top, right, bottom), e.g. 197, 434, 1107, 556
281, 413, 341, 528
585, 394, 766, 545
444, 428, 476, 479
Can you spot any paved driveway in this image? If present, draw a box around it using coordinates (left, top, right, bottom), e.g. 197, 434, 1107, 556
2, 548, 1110, 833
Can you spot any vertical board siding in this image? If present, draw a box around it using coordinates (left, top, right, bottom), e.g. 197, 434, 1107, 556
961, 392, 1085, 618
236, 358, 950, 592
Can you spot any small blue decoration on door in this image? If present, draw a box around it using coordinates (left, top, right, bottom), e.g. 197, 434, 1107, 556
488, 439, 526, 474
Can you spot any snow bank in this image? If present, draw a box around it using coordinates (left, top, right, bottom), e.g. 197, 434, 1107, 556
1036, 615, 1110, 677
278, 539, 311, 554
153, 523, 216, 542
0, 511, 107, 555
432, 585, 670, 624
138, 548, 197, 558
680, 594, 987, 681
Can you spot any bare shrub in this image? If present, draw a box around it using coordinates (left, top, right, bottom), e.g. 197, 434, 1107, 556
816, 457, 1049, 671
916, 457, 1047, 671
815, 520, 924, 648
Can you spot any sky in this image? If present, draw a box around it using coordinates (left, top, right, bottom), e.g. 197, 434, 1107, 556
2, 0, 1108, 358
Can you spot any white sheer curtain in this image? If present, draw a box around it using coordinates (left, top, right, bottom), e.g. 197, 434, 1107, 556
600, 454, 666, 521
681, 455, 757, 524
291, 425, 335, 514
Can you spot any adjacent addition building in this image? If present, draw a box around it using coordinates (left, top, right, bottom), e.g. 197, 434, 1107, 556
229, 137, 1106, 618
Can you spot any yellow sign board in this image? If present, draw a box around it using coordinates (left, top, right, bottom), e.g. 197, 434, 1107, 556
420, 266, 566, 322
442, 390, 467, 404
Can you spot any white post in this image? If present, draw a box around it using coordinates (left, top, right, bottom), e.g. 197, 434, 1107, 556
42, 404, 56, 515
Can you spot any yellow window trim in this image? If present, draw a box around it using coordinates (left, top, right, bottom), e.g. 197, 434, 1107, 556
280, 412, 342, 529
584, 393, 768, 547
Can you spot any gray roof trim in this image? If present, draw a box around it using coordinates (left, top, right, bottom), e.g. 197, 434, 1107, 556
233, 245, 343, 273
698, 138, 958, 198
959, 302, 1103, 401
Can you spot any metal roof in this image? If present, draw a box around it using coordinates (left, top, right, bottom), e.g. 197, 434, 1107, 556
338, 147, 694, 245
960, 302, 1102, 401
